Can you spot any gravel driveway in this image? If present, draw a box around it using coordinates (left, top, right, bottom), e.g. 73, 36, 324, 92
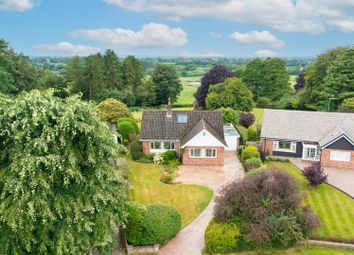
159, 151, 244, 255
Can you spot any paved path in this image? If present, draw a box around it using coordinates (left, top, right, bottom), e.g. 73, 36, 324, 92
290, 158, 354, 198
159, 152, 244, 255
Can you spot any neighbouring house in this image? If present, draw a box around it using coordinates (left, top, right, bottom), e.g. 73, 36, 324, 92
139, 100, 239, 165
260, 109, 354, 169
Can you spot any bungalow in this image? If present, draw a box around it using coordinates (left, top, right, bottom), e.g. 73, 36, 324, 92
260, 109, 354, 169
139, 100, 239, 165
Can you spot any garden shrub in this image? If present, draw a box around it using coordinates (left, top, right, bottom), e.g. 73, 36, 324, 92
205, 220, 240, 253
241, 145, 260, 162
144, 153, 154, 160
244, 157, 262, 171
117, 118, 139, 141
221, 108, 241, 124
258, 147, 266, 162
239, 112, 255, 128
237, 145, 246, 157
247, 126, 259, 141
130, 139, 144, 161
168, 159, 180, 168
163, 150, 177, 163
160, 172, 175, 184
153, 153, 164, 165
136, 157, 153, 163
214, 167, 320, 248
125, 202, 147, 245
96, 98, 131, 123
340, 97, 354, 112
257, 97, 273, 108
303, 162, 328, 186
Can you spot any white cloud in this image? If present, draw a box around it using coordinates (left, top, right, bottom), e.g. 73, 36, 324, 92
34, 42, 101, 56
327, 19, 354, 32
69, 23, 188, 50
254, 49, 278, 57
103, 0, 354, 34
0, 0, 36, 12
229, 31, 284, 48
209, 32, 222, 39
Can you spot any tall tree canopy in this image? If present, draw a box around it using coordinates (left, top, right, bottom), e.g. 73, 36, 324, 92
0, 90, 128, 255
241, 58, 290, 101
194, 65, 234, 108
206, 77, 254, 112
152, 64, 182, 105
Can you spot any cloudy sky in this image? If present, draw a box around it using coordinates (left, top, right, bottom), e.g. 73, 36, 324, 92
1, 0, 353, 57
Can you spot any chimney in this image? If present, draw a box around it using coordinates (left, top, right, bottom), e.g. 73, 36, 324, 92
167, 97, 172, 118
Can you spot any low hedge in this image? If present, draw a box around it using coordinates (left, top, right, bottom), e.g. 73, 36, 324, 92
244, 157, 262, 171
205, 220, 240, 253
241, 145, 260, 162
125, 203, 182, 246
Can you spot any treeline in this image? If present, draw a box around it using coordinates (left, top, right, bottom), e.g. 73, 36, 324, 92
0, 39, 182, 107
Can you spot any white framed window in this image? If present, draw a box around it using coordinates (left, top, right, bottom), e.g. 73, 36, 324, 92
330, 151, 351, 162
302, 145, 320, 161
190, 148, 202, 158
150, 141, 176, 152
164, 142, 175, 150
205, 148, 217, 158
273, 141, 297, 153
150, 142, 161, 150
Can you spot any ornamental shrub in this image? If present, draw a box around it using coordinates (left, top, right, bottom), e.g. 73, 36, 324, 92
257, 97, 273, 108
97, 98, 131, 123
241, 145, 260, 162
244, 157, 262, 171
205, 220, 240, 253
130, 139, 144, 161
117, 118, 139, 141
221, 108, 241, 124
247, 126, 259, 141
239, 112, 255, 128
303, 162, 328, 186
125, 202, 147, 245
340, 97, 354, 112
163, 150, 177, 163
153, 153, 164, 165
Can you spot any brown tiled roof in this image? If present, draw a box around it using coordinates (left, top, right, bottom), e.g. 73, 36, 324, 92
140, 110, 226, 145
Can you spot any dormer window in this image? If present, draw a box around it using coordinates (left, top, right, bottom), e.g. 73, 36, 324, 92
177, 114, 188, 123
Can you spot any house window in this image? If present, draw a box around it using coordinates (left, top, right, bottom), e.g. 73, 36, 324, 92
150, 142, 161, 150
330, 151, 351, 162
190, 148, 202, 158
205, 148, 217, 158
164, 142, 175, 150
273, 141, 296, 152
302, 145, 320, 161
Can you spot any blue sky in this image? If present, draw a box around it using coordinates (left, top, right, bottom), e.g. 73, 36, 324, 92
1, 0, 353, 57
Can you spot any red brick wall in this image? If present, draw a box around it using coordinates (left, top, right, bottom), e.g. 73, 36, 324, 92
260, 139, 273, 155
182, 146, 224, 166
321, 148, 354, 169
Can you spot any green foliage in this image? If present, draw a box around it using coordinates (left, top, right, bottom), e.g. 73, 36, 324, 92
126, 203, 182, 245
205, 220, 240, 253
96, 98, 132, 123
117, 118, 139, 141
257, 97, 273, 108
160, 172, 175, 184
244, 157, 262, 171
0, 90, 128, 255
152, 64, 183, 105
221, 107, 241, 124
125, 202, 147, 245
206, 77, 254, 112
276, 94, 298, 109
241, 145, 260, 162
163, 150, 177, 163
247, 126, 259, 141
130, 139, 144, 161
340, 97, 354, 112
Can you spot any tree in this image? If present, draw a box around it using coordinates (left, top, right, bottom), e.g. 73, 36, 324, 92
96, 98, 132, 123
239, 112, 255, 128
294, 69, 305, 91
152, 64, 182, 105
194, 65, 234, 108
103, 49, 123, 90
122, 56, 144, 106
0, 90, 128, 255
303, 162, 328, 186
240, 58, 263, 100
206, 77, 254, 112
340, 97, 354, 112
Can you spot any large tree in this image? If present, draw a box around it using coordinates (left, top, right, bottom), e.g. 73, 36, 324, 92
206, 77, 254, 112
194, 65, 234, 108
294, 69, 305, 92
0, 90, 128, 255
152, 64, 182, 105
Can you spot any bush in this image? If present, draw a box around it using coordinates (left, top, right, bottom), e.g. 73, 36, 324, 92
153, 153, 164, 165
257, 97, 273, 108
237, 145, 246, 157
241, 145, 260, 162
125, 202, 147, 245
117, 118, 139, 141
168, 158, 180, 168
239, 112, 255, 128
160, 172, 175, 184
130, 139, 144, 161
144, 153, 154, 161
247, 126, 259, 141
163, 150, 177, 163
221, 108, 241, 124
96, 98, 131, 123
136, 157, 153, 163
205, 220, 240, 253
244, 157, 262, 171
303, 162, 328, 186
340, 97, 354, 112
258, 147, 266, 162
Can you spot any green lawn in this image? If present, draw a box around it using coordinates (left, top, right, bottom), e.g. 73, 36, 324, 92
269, 162, 354, 240
229, 246, 354, 255
252, 108, 264, 127
176, 76, 201, 105
128, 158, 213, 227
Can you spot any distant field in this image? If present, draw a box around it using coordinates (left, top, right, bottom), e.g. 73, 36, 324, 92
176, 76, 201, 105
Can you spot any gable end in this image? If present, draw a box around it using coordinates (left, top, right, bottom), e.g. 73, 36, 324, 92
323, 136, 354, 150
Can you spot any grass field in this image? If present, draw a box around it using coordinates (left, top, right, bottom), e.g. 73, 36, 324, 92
229, 246, 354, 255
269, 162, 354, 240
176, 76, 201, 105
128, 158, 214, 227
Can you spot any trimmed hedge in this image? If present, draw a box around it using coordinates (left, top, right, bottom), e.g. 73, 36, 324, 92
163, 150, 177, 163
241, 145, 260, 162
247, 126, 259, 141
117, 118, 139, 141
130, 139, 144, 160
244, 157, 262, 171
125, 203, 182, 246
205, 220, 240, 253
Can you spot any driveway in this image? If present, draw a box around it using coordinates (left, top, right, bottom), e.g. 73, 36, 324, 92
159, 151, 244, 255
290, 158, 354, 198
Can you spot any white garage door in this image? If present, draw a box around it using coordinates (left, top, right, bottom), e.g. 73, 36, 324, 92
223, 124, 240, 151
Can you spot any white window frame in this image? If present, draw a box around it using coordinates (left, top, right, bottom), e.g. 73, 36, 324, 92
302, 144, 321, 161
150, 141, 176, 152
189, 148, 217, 158
273, 141, 297, 153
189, 148, 203, 158
330, 151, 351, 162
205, 148, 217, 158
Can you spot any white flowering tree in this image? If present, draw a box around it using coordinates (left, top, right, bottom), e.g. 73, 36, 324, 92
0, 90, 128, 255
